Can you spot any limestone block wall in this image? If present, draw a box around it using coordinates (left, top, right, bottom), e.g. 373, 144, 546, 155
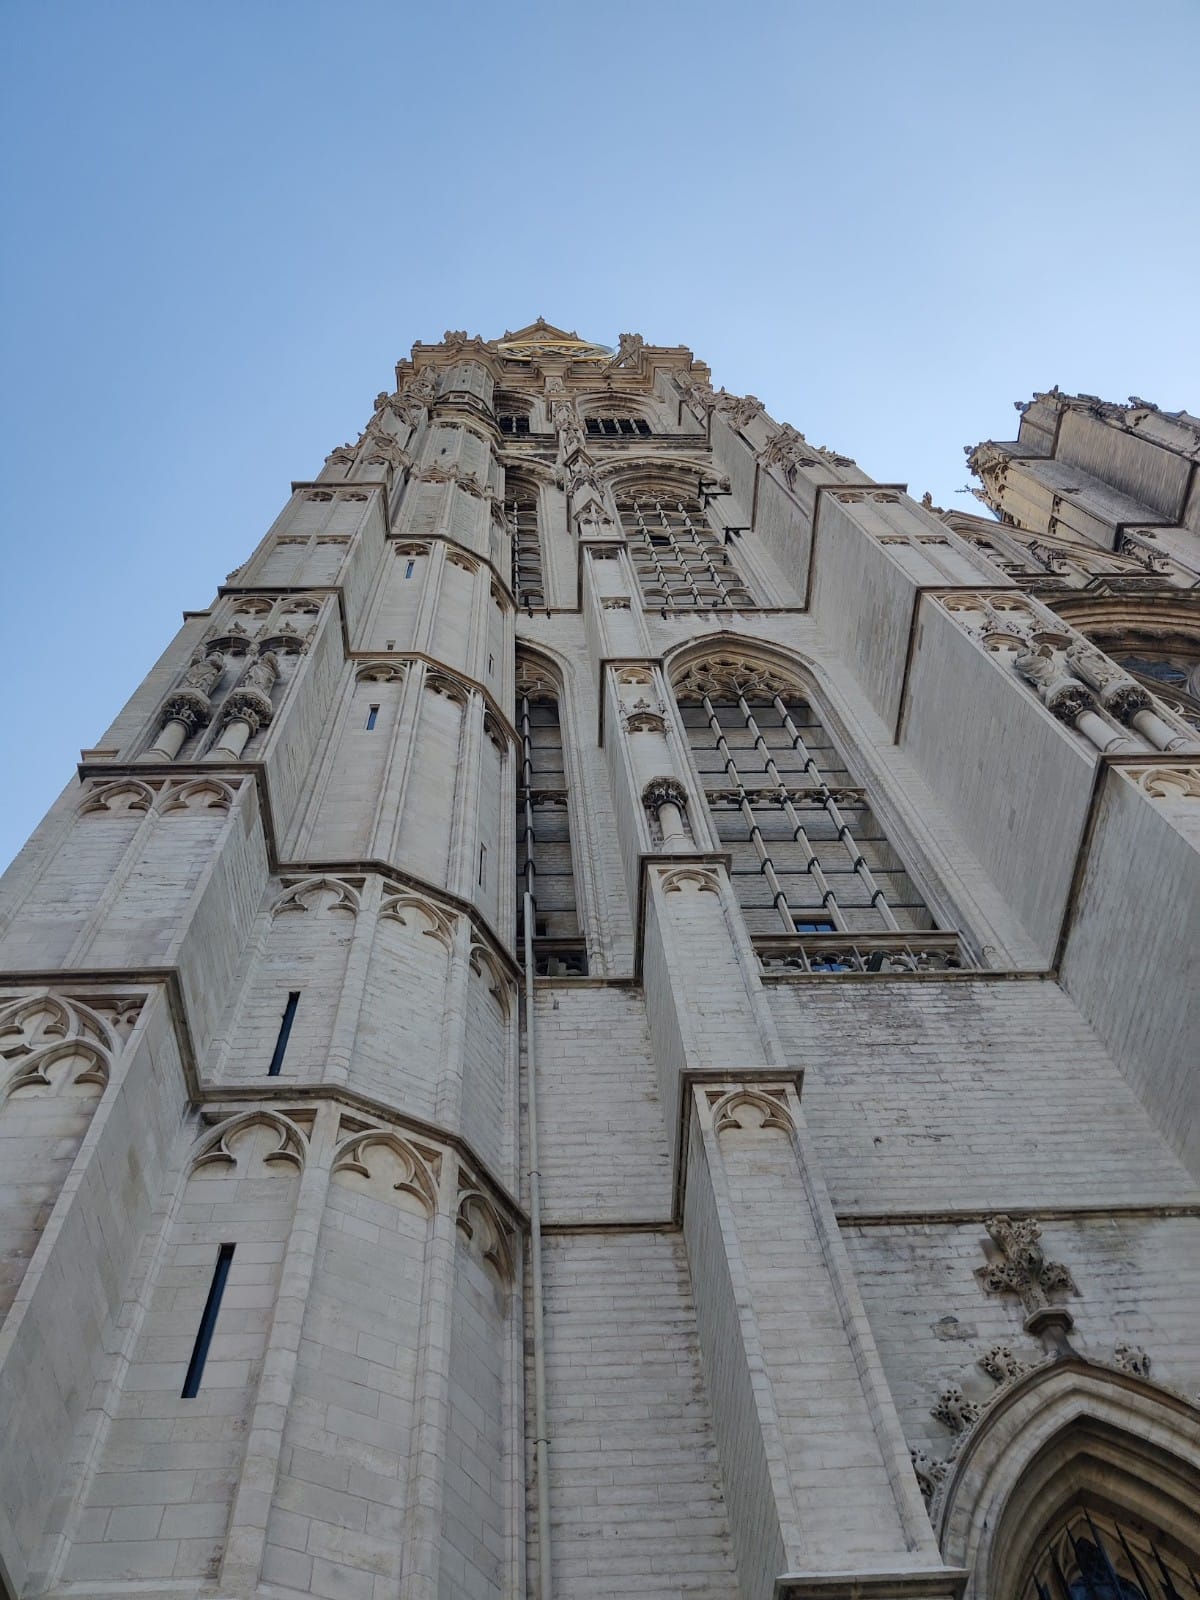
0, 986, 187, 1598
355, 536, 514, 699
205, 873, 519, 1188
1060, 763, 1200, 1174
529, 984, 672, 1226
530, 1230, 739, 1600
60, 1115, 302, 1589
844, 1215, 1200, 1469
25, 1105, 523, 1600
900, 595, 1095, 960
286, 658, 516, 942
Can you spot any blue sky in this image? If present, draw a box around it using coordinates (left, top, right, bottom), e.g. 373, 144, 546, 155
1, 0, 1197, 869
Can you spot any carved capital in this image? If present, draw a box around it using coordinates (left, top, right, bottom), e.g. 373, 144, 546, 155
641, 776, 689, 813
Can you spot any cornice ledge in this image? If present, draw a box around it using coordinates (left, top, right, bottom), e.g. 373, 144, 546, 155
775, 1567, 966, 1600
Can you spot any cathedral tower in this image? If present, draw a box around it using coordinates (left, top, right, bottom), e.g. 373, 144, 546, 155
0, 325, 1197, 1600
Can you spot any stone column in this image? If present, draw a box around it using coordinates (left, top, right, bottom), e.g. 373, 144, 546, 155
1015, 645, 1135, 753
144, 650, 224, 760
1067, 640, 1199, 752
209, 654, 278, 760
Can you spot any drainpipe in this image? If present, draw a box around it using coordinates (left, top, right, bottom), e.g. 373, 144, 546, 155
524, 891, 553, 1599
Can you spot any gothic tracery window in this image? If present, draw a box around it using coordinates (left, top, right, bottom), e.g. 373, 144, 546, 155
673, 655, 934, 942
1023, 1507, 1199, 1600
618, 481, 753, 609
516, 658, 587, 976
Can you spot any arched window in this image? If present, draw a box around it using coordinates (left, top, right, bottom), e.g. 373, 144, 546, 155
580, 397, 653, 437
515, 657, 586, 976
617, 479, 753, 609
586, 416, 651, 437
1023, 1507, 1198, 1600
505, 473, 544, 608
672, 650, 938, 956
495, 392, 533, 436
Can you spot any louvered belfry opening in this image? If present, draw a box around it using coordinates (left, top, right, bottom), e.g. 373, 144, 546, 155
674, 655, 933, 937
618, 482, 753, 608
516, 659, 587, 976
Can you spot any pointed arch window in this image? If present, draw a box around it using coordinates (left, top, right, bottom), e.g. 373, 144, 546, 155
672, 653, 938, 948
1024, 1507, 1198, 1600
618, 481, 753, 608
516, 658, 587, 976
505, 474, 545, 608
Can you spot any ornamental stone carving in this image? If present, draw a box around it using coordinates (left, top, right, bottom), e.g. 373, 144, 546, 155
1132, 765, 1200, 801
910, 1449, 947, 1507
672, 653, 799, 706
1113, 1339, 1152, 1377
679, 375, 716, 417
978, 1215, 1076, 1339
643, 777, 693, 848
1014, 644, 1095, 723
931, 1385, 980, 1434
717, 391, 764, 428
601, 331, 645, 374
759, 424, 819, 481
977, 1343, 1031, 1385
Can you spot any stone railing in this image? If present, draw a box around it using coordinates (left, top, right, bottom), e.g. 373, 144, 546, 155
755, 931, 972, 975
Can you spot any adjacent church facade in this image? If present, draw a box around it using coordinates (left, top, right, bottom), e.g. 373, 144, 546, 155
0, 323, 1197, 1600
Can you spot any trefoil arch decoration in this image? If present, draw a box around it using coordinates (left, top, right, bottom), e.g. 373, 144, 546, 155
331, 1129, 441, 1214
707, 1086, 796, 1137
456, 1179, 515, 1285
271, 876, 362, 918
379, 891, 458, 951
190, 1109, 308, 1174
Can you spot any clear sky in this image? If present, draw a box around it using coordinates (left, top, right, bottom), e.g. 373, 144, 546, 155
1, 0, 1197, 870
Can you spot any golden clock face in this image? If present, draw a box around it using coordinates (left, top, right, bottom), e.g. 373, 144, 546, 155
494, 337, 614, 362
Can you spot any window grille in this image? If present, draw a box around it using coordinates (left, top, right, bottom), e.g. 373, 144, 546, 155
1026, 1507, 1199, 1600
507, 492, 545, 608
586, 416, 651, 437
618, 488, 753, 609
679, 685, 932, 935
516, 674, 587, 976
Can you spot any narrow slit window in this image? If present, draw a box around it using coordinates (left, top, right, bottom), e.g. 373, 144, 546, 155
405, 559, 416, 579
365, 704, 379, 730
181, 1243, 235, 1398
478, 843, 487, 888
268, 991, 300, 1076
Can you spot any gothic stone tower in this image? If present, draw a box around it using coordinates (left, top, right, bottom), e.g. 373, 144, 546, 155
0, 326, 1198, 1600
